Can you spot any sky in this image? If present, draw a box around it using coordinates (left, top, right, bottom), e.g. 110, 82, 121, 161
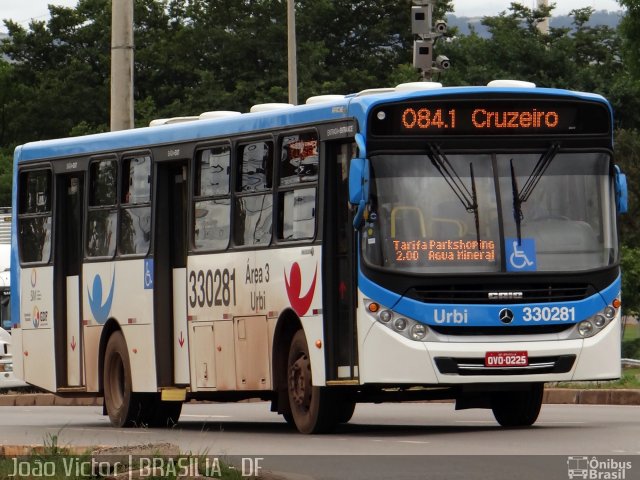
0, 0, 625, 32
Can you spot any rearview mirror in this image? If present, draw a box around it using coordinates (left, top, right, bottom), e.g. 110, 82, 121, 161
615, 165, 627, 214
348, 134, 370, 227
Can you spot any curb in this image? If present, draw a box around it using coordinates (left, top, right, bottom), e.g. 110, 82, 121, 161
544, 388, 640, 405
0, 394, 103, 407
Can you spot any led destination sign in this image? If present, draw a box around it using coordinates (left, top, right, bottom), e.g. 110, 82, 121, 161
370, 99, 610, 136
393, 238, 496, 264
402, 107, 559, 130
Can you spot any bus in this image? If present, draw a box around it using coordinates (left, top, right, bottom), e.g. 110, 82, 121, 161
1, 207, 27, 390
11, 80, 627, 433
1, 208, 11, 331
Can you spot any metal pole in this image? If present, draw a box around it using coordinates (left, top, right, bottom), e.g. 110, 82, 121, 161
287, 0, 298, 105
111, 0, 134, 131
537, 0, 550, 34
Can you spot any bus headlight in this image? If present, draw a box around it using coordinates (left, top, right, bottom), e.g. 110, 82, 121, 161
411, 324, 428, 340
593, 314, 607, 328
393, 318, 407, 331
578, 320, 594, 337
364, 299, 431, 342
570, 296, 621, 339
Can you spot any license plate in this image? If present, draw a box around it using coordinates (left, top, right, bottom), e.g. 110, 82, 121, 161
484, 351, 529, 367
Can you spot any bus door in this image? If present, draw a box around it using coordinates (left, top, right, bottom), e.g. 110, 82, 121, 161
53, 172, 84, 388
154, 160, 189, 387
323, 141, 358, 382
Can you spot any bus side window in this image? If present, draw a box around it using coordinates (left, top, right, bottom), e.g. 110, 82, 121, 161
237, 140, 273, 193
122, 156, 151, 204
235, 141, 273, 247
119, 156, 151, 255
86, 159, 117, 258
277, 132, 318, 241
18, 169, 53, 263
193, 145, 231, 251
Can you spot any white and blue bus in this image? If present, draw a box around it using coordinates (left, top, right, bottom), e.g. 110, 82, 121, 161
11, 80, 627, 433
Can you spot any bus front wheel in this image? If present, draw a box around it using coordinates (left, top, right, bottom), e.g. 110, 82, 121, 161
287, 330, 338, 434
491, 383, 544, 427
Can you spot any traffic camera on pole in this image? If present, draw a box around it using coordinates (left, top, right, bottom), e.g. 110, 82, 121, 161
411, 0, 450, 80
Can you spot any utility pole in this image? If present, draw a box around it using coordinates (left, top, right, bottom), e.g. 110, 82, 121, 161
287, 0, 298, 105
111, 0, 134, 131
537, 0, 550, 34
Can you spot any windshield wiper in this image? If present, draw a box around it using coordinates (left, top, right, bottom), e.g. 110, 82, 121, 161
510, 143, 561, 244
427, 144, 481, 248
510, 159, 523, 244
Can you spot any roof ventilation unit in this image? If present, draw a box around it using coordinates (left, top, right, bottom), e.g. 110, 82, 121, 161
199, 111, 242, 120
395, 82, 443, 92
249, 103, 295, 113
305, 95, 345, 105
356, 88, 395, 96
149, 116, 199, 126
487, 79, 536, 88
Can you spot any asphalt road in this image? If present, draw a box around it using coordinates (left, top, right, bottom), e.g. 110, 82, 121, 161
0, 402, 638, 479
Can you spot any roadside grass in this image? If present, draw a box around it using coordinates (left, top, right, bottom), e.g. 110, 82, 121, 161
622, 323, 639, 341
0, 434, 251, 480
553, 366, 640, 390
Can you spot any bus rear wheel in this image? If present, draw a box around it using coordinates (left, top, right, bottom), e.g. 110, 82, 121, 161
103, 331, 140, 427
104, 331, 182, 428
491, 383, 544, 427
287, 330, 338, 434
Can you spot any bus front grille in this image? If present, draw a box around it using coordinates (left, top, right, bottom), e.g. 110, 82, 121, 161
434, 355, 576, 376
407, 283, 593, 304
430, 325, 574, 336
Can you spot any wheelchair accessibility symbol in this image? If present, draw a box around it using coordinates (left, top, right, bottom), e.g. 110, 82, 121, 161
144, 258, 154, 289
506, 238, 537, 272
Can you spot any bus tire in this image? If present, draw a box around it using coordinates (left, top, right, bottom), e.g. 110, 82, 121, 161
491, 383, 544, 427
103, 331, 148, 427
287, 330, 337, 434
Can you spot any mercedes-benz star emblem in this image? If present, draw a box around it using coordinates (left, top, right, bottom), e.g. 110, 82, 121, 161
499, 308, 515, 324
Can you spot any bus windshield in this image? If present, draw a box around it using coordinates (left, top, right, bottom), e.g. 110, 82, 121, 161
362, 151, 617, 274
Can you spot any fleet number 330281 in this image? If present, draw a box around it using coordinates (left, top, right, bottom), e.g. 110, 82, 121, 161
522, 306, 575, 322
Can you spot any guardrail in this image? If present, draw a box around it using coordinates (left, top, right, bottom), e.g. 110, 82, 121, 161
622, 358, 640, 367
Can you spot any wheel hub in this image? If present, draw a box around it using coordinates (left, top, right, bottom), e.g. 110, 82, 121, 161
289, 353, 311, 407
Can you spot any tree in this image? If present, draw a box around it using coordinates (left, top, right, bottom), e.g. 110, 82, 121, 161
618, 0, 640, 77
621, 245, 640, 317
613, 0, 640, 130
1, 1, 111, 143
1, 0, 639, 224
613, 129, 640, 247
437, 5, 622, 90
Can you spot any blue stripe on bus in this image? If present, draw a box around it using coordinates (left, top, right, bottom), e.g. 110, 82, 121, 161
358, 270, 621, 327
15, 102, 351, 162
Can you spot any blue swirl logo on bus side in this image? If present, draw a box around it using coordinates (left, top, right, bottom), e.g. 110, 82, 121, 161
87, 270, 116, 324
